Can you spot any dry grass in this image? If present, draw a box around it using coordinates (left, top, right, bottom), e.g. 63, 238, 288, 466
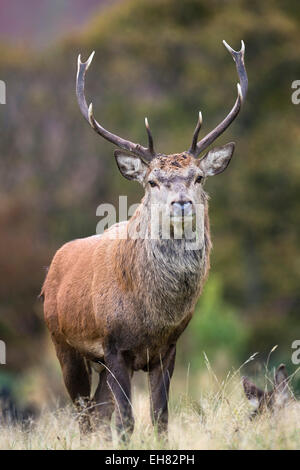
1, 369, 299, 450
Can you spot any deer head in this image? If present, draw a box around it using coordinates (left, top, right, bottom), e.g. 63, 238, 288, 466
242, 364, 292, 418
76, 41, 247, 233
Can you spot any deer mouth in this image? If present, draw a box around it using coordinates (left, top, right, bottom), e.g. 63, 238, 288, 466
169, 213, 196, 236
170, 214, 195, 223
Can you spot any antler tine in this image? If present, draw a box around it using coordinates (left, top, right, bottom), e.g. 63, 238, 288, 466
189, 111, 202, 154
190, 40, 248, 158
145, 117, 155, 155
76, 52, 155, 162
223, 39, 248, 100
76, 51, 95, 121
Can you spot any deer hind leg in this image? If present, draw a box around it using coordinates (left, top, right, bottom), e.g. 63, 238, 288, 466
90, 369, 115, 440
53, 338, 92, 433
148, 345, 176, 435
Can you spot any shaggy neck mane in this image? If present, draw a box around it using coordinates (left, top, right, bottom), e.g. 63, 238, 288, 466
115, 196, 212, 324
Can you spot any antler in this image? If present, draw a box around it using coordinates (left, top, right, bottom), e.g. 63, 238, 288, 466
76, 52, 155, 162
188, 40, 248, 157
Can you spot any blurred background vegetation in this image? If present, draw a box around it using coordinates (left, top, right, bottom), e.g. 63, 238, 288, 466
0, 0, 300, 408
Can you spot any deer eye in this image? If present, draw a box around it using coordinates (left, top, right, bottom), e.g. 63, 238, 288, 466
148, 180, 158, 188
195, 175, 203, 184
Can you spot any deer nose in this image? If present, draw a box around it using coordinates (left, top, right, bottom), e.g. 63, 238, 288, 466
171, 200, 193, 217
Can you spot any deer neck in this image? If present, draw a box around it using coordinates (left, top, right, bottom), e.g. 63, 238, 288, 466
120, 197, 211, 324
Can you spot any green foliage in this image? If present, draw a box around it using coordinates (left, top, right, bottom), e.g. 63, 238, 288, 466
180, 276, 248, 369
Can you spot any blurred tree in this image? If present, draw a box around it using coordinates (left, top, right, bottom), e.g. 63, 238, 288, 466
0, 0, 299, 381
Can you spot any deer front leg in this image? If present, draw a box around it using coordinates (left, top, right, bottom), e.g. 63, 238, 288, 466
91, 369, 115, 439
105, 350, 134, 442
148, 345, 176, 434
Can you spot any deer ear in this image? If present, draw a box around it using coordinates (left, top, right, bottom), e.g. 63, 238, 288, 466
199, 143, 235, 176
242, 376, 264, 409
114, 150, 148, 183
275, 364, 288, 386
275, 364, 290, 394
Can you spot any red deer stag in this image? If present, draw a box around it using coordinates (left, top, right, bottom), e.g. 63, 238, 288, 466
42, 41, 248, 440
